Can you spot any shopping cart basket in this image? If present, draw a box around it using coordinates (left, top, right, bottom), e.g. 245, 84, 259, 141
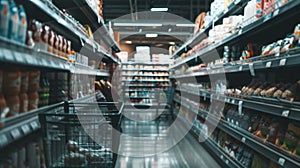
39, 101, 124, 168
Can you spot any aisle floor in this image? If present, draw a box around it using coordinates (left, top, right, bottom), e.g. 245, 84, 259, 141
115, 111, 221, 168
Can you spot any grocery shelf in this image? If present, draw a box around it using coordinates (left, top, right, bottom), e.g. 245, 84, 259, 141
176, 115, 246, 168
71, 63, 110, 76
171, 0, 246, 59
174, 95, 300, 168
123, 90, 165, 92
125, 103, 168, 106
193, 125, 246, 168
170, 0, 300, 69
123, 80, 170, 82
51, 0, 120, 53
122, 74, 169, 77
0, 93, 98, 150
173, 49, 300, 78
0, 37, 110, 76
211, 116, 300, 168
122, 62, 170, 66
178, 88, 300, 122
120, 69, 169, 72
126, 96, 156, 99
0, 102, 63, 150
0, 37, 69, 70
16, 0, 120, 64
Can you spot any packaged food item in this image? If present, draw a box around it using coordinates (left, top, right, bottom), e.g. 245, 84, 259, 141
3, 70, 21, 95
19, 93, 28, 113
17, 5, 27, 44
266, 118, 280, 143
281, 80, 300, 101
20, 72, 28, 93
265, 83, 282, 98
57, 35, 63, 57
6, 94, 19, 116
28, 20, 42, 49
293, 140, 300, 156
40, 24, 49, 51
53, 33, 59, 55
253, 82, 269, 96
0, 94, 8, 118
275, 123, 287, 147
281, 123, 300, 153
28, 92, 38, 111
48, 29, 55, 53
26, 30, 35, 47
8, 0, 18, 41
273, 83, 291, 99
28, 70, 40, 92
0, 0, 10, 37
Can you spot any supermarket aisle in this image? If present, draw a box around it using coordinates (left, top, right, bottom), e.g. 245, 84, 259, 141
115, 111, 220, 168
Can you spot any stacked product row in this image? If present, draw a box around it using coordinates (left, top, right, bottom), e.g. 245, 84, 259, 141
121, 63, 170, 105
173, 0, 292, 67
173, 92, 300, 167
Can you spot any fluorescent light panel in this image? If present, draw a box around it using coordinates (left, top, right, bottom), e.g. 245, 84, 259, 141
125, 41, 132, 44
150, 7, 168, 11
145, 34, 158, 38
114, 23, 162, 27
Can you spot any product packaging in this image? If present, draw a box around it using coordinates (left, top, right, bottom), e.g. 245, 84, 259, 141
8, 0, 18, 41
18, 5, 27, 44
0, 0, 10, 37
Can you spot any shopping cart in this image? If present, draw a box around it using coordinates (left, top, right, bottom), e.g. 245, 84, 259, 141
39, 101, 124, 168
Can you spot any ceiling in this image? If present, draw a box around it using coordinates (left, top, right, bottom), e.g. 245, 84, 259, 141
102, 0, 213, 49
103, 0, 213, 22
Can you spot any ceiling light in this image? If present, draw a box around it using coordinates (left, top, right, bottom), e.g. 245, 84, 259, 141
150, 7, 168, 12
125, 41, 132, 44
169, 42, 175, 45
145, 34, 158, 38
113, 22, 162, 27
176, 23, 195, 27
168, 28, 172, 32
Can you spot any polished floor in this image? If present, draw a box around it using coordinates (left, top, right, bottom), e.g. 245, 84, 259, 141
115, 110, 221, 168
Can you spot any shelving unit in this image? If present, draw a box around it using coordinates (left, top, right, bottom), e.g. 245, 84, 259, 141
15, 0, 120, 64
121, 62, 170, 106
0, 0, 120, 164
171, 0, 247, 59
170, 0, 300, 167
170, 0, 300, 70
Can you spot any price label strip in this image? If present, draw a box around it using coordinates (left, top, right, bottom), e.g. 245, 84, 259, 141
21, 125, 31, 134
282, 110, 290, 117
11, 129, 21, 140
14, 52, 24, 63
266, 61, 272, 68
30, 121, 39, 130
3, 49, 15, 61
279, 58, 286, 66
249, 63, 255, 76
238, 101, 243, 115
0, 134, 8, 147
